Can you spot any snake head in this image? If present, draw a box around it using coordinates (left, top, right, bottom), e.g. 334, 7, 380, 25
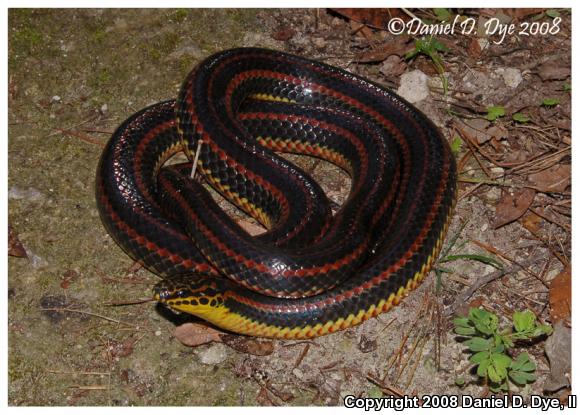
153, 276, 226, 317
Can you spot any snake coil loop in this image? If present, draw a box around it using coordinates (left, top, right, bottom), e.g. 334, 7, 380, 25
96, 48, 457, 339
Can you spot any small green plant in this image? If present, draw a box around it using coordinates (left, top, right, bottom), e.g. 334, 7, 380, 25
405, 36, 449, 95
563, 83, 571, 92
532, 9, 561, 20
512, 113, 530, 123
450, 136, 463, 155
541, 98, 560, 107
433, 8, 452, 21
486, 105, 505, 121
454, 308, 552, 392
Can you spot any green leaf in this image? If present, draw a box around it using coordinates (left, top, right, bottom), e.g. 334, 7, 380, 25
469, 351, 489, 364
450, 136, 462, 155
487, 364, 503, 383
563, 83, 571, 92
440, 254, 503, 269
455, 377, 465, 387
542, 98, 560, 107
464, 337, 491, 352
431, 38, 449, 53
477, 358, 490, 377
491, 353, 512, 371
532, 324, 553, 337
468, 308, 498, 335
510, 352, 532, 371
367, 385, 384, 399
486, 106, 505, 121
489, 380, 508, 392
491, 339, 506, 354
469, 307, 491, 322
546, 9, 560, 18
512, 113, 530, 123
433, 8, 452, 21
531, 12, 545, 21
453, 317, 471, 328
510, 352, 536, 372
513, 310, 536, 333
455, 326, 476, 336
509, 370, 536, 384
488, 354, 510, 383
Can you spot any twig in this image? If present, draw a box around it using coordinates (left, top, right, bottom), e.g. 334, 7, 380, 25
69, 385, 108, 390
445, 260, 535, 316
366, 373, 405, 397
190, 139, 203, 179
103, 298, 155, 306
293, 344, 310, 369
48, 370, 110, 376
55, 128, 105, 147
40, 306, 138, 328
400, 8, 420, 21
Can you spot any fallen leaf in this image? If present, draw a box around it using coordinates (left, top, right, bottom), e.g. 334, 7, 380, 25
467, 37, 482, 59
493, 188, 536, 228
358, 334, 377, 353
486, 124, 508, 141
354, 36, 413, 63
543, 321, 571, 392
331, 8, 407, 29
272, 26, 296, 41
236, 219, 266, 236
538, 61, 571, 81
501, 8, 544, 19
521, 211, 543, 233
462, 118, 492, 145
60, 270, 80, 289
349, 20, 375, 40
528, 164, 571, 193
221, 334, 275, 356
173, 323, 223, 347
113, 336, 138, 358
379, 55, 407, 77
8, 225, 27, 258
256, 387, 276, 406
549, 265, 571, 323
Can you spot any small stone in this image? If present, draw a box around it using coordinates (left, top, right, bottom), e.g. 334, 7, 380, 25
477, 38, 489, 53
496, 67, 522, 88
486, 187, 501, 203
8, 186, 44, 201
101, 104, 108, 113
196, 343, 228, 365
155, 330, 162, 336
490, 166, 505, 175
51, 95, 61, 102
166, 44, 203, 62
396, 70, 429, 103
312, 37, 326, 49
29, 251, 48, 269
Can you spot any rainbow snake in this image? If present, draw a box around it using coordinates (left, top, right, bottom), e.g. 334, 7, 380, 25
96, 48, 457, 339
